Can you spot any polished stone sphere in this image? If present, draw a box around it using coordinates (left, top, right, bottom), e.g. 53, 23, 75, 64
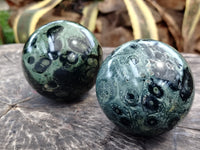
22, 20, 102, 101
96, 39, 194, 136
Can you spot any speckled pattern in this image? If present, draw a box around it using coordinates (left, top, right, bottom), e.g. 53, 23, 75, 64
96, 40, 194, 136
22, 20, 102, 101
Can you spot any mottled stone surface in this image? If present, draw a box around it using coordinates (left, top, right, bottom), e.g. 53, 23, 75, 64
0, 44, 200, 150
22, 20, 102, 101
96, 40, 194, 136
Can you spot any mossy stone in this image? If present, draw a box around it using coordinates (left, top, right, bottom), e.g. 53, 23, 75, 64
22, 20, 102, 101
96, 40, 194, 136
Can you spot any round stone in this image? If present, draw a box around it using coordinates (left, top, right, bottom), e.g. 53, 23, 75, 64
22, 20, 103, 101
96, 39, 194, 136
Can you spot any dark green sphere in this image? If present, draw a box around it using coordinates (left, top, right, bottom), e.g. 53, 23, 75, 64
96, 39, 194, 136
22, 20, 102, 101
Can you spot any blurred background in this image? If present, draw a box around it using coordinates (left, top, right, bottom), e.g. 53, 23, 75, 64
0, 0, 200, 53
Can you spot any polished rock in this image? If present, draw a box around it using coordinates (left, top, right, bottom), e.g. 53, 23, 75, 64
96, 39, 194, 136
22, 20, 102, 101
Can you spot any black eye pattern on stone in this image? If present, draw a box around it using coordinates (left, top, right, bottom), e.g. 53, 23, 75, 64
126, 93, 135, 100
129, 44, 138, 49
49, 51, 59, 60
125, 92, 138, 107
33, 58, 51, 74
95, 40, 194, 136
180, 67, 193, 102
47, 25, 64, 37
168, 79, 181, 91
31, 36, 37, 48
27, 56, 35, 64
143, 95, 159, 111
47, 25, 64, 60
148, 82, 164, 98
60, 51, 78, 66
66, 51, 78, 64
112, 104, 123, 115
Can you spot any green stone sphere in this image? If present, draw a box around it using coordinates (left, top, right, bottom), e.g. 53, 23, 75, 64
96, 39, 194, 136
22, 20, 102, 101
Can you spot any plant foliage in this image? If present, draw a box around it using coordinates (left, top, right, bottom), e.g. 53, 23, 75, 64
182, 0, 200, 52
124, 0, 158, 40
0, 10, 15, 44
11, 0, 200, 53
13, 0, 62, 43
80, 1, 99, 32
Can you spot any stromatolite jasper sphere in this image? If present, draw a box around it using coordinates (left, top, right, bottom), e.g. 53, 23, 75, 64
22, 20, 102, 101
96, 39, 194, 136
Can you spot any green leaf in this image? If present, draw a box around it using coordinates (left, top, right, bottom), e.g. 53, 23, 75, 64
123, 0, 158, 40
0, 38, 3, 45
13, 0, 63, 43
0, 11, 15, 44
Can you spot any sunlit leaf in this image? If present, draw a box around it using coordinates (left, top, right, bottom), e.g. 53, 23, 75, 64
146, 0, 183, 51
123, 0, 158, 40
80, 2, 99, 32
13, 0, 63, 43
182, 0, 200, 52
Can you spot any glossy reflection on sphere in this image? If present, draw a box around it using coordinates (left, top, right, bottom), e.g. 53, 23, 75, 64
96, 40, 194, 136
22, 20, 102, 101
